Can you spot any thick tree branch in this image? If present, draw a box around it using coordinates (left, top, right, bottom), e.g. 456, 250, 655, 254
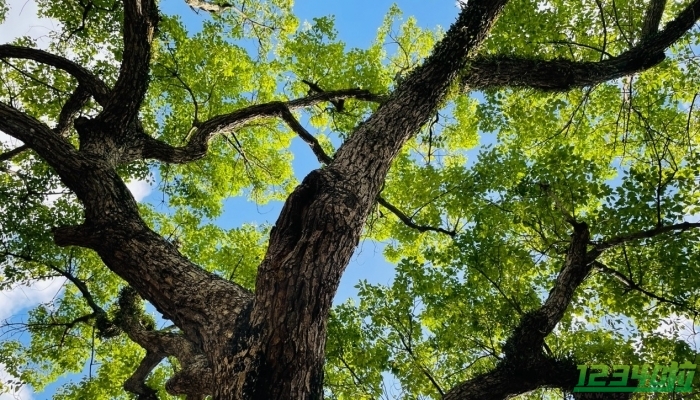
284, 111, 456, 238
594, 221, 700, 251
540, 222, 592, 332
117, 287, 213, 398
0, 45, 110, 103
0, 85, 90, 162
0, 101, 82, 177
54, 85, 91, 136
464, 0, 700, 91
642, 0, 667, 37
593, 260, 696, 313
123, 352, 162, 400
442, 358, 579, 400
53, 221, 255, 351
96, 0, 159, 128
135, 89, 384, 164
223, 1, 511, 397
444, 223, 593, 399
0, 144, 28, 162
278, 106, 332, 164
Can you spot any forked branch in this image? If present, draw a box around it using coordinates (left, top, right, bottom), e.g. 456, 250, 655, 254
642, 0, 667, 37
443, 223, 593, 399
135, 89, 385, 164
280, 110, 456, 237
0, 101, 81, 178
116, 287, 213, 398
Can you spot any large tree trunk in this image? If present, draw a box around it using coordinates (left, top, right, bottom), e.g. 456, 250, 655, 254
213, 1, 509, 397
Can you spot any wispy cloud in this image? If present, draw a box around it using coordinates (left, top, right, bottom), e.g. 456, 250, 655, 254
0, 277, 66, 321
0, 0, 60, 48
0, 363, 34, 399
0, 277, 66, 400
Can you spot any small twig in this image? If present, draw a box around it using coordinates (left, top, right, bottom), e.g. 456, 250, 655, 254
279, 106, 332, 164
301, 79, 345, 112
593, 260, 697, 314
538, 183, 577, 226
544, 40, 613, 59
377, 196, 456, 237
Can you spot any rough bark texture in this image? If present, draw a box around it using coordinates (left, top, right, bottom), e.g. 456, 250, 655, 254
2, 0, 700, 398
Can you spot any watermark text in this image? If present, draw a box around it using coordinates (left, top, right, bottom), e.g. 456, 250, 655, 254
574, 362, 696, 393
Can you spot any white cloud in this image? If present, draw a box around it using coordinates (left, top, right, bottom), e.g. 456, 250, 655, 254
536, 0, 555, 13
0, 277, 66, 321
0, 275, 65, 398
0, 364, 33, 400
653, 314, 700, 350
126, 179, 152, 202
0, 0, 60, 48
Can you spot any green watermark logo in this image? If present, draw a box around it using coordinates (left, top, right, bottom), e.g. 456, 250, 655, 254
574, 362, 696, 393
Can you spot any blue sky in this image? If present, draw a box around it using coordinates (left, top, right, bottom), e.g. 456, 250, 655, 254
0, 1, 466, 398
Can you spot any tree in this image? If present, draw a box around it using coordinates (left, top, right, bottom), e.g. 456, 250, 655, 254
1, 0, 700, 398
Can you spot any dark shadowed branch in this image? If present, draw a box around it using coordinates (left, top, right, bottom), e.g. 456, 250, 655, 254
442, 217, 700, 399
0, 144, 27, 162
123, 352, 161, 400
96, 0, 159, 128
642, 0, 667, 37
134, 89, 385, 164
278, 105, 332, 164
464, 0, 700, 91
0, 101, 82, 177
54, 85, 91, 136
443, 223, 593, 400
116, 287, 213, 398
0, 84, 90, 162
594, 222, 700, 251
0, 45, 110, 104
